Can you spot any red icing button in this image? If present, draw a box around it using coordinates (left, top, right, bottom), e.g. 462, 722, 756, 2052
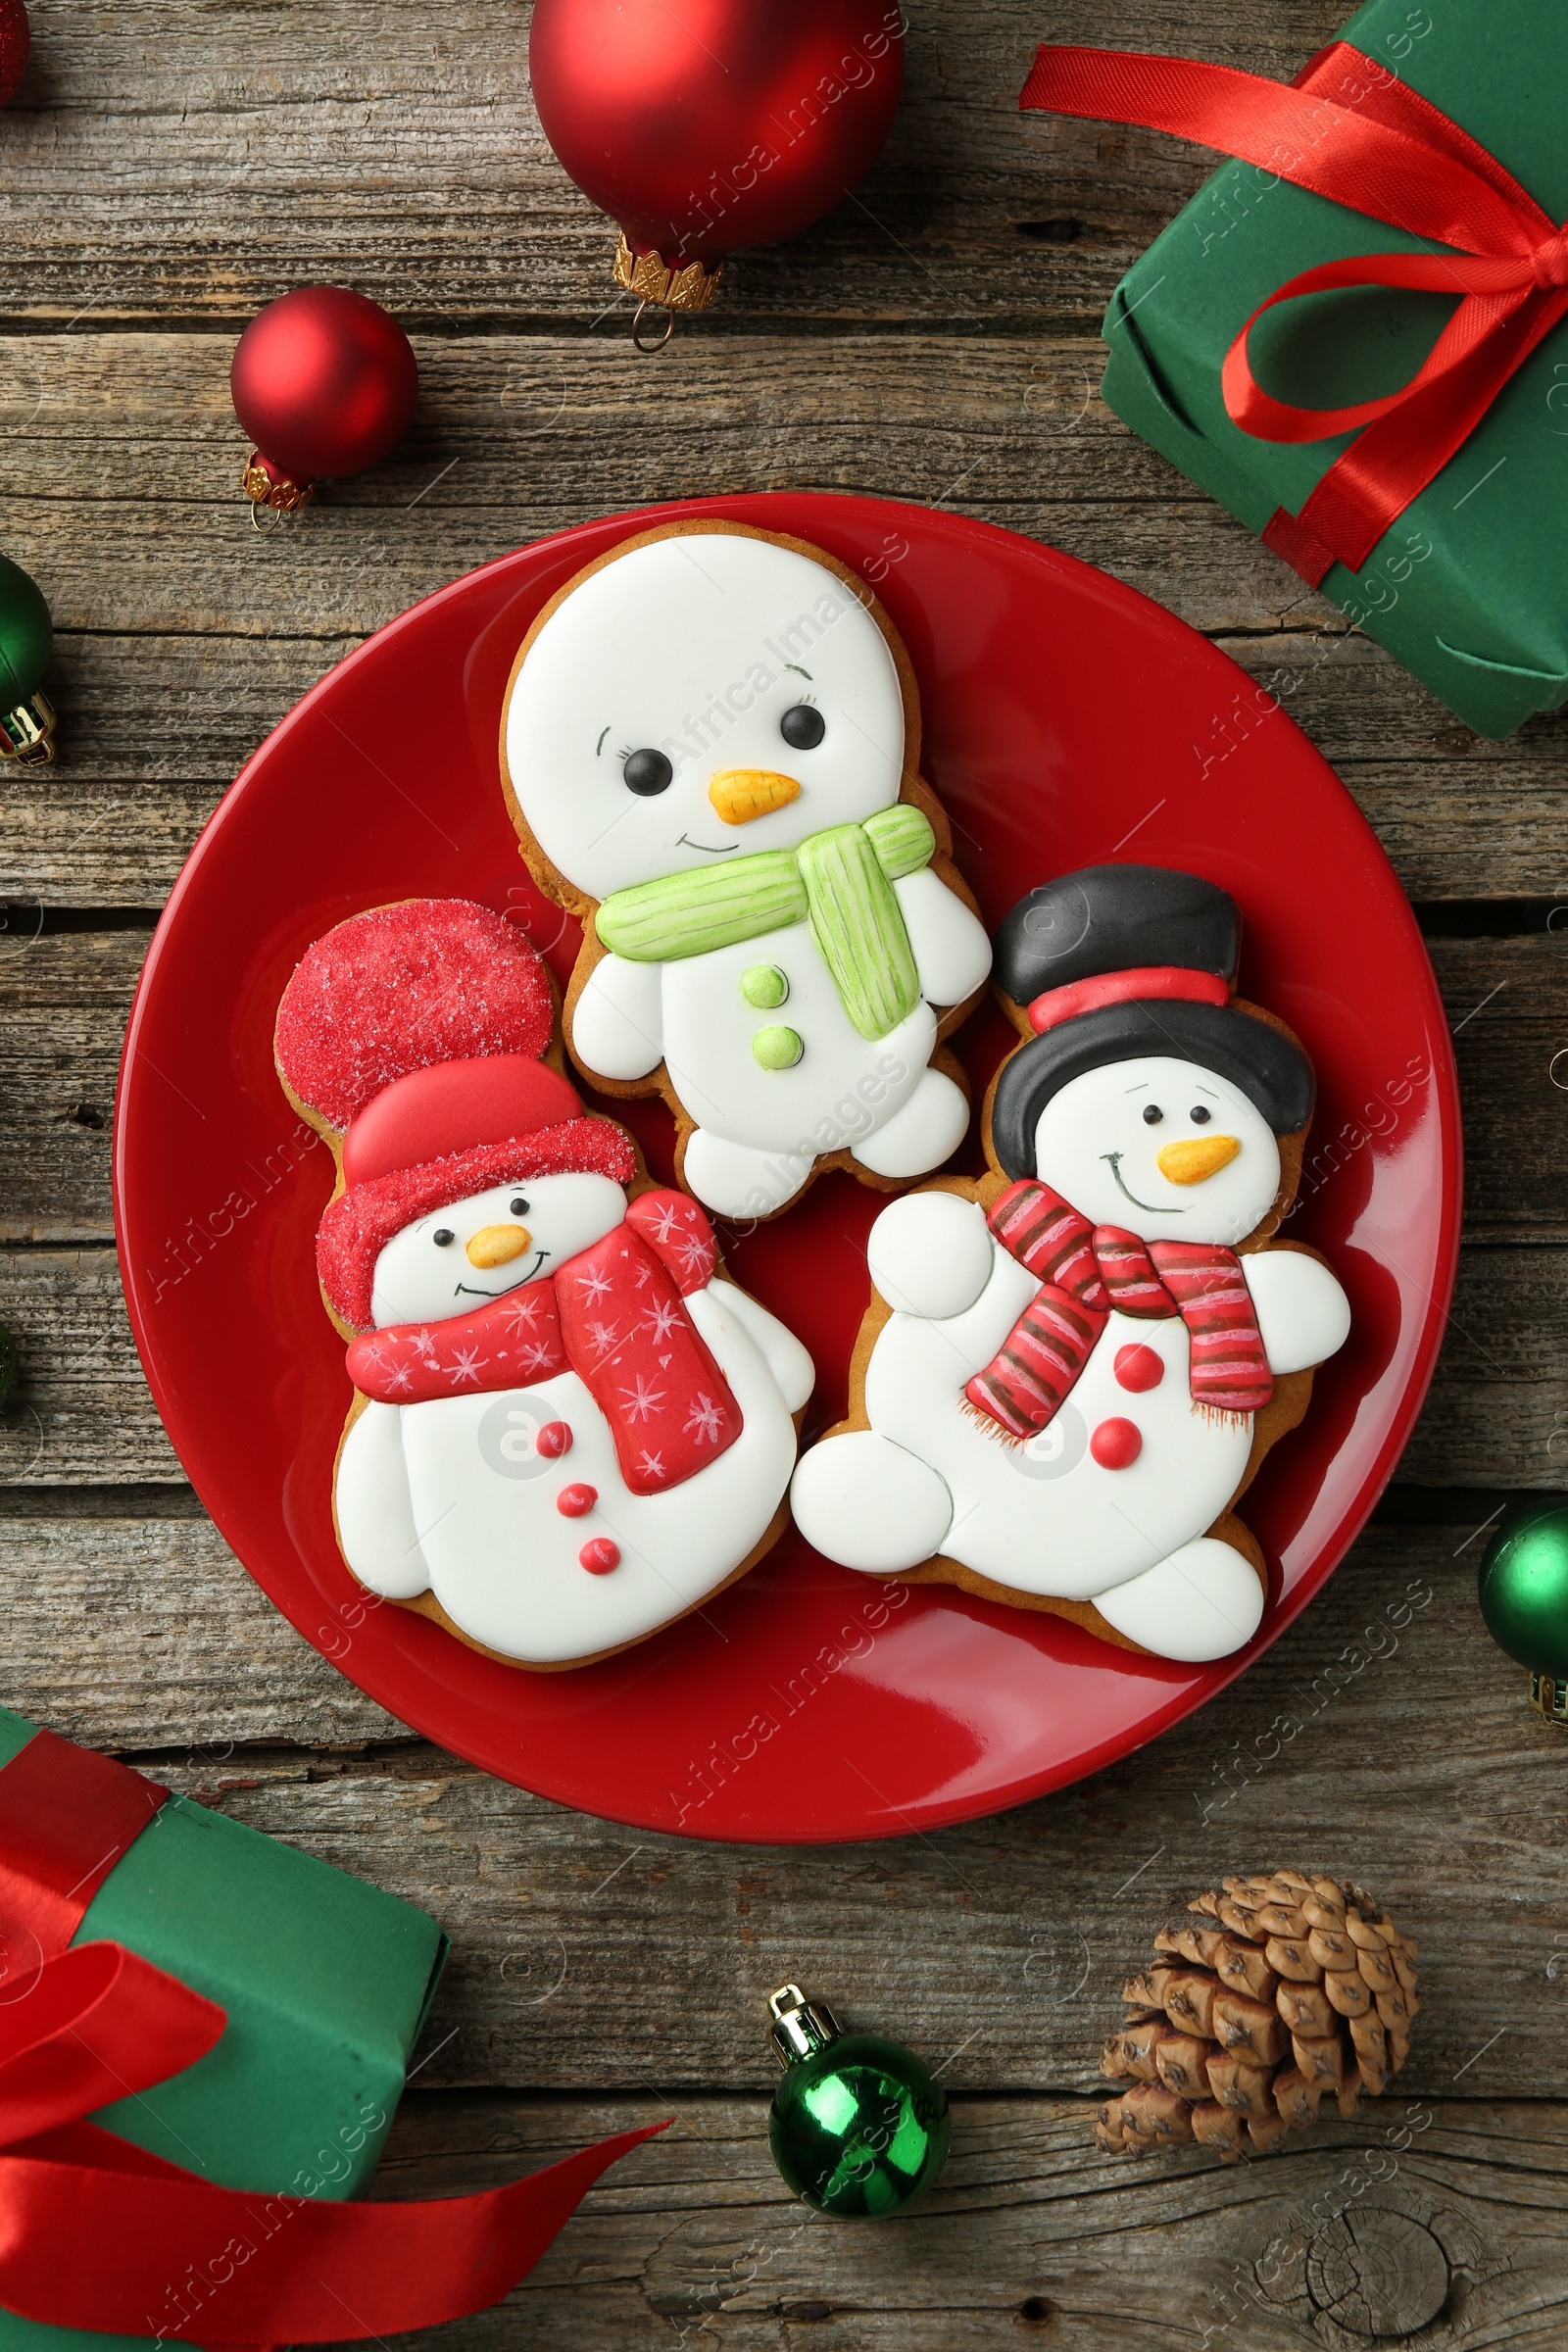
579, 1538, 620, 1575
1114, 1344, 1164, 1394
1090, 1417, 1143, 1470
556, 1483, 597, 1517
537, 1420, 572, 1458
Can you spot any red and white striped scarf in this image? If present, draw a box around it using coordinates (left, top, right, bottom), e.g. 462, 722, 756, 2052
964, 1179, 1273, 1440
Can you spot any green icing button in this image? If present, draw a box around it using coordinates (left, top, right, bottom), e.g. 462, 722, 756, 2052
741, 962, 790, 1009
752, 1024, 804, 1071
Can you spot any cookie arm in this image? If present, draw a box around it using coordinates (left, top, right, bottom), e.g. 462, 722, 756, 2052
334, 1401, 431, 1598
867, 1191, 997, 1322
708, 1278, 815, 1412
893, 868, 993, 1008
569, 952, 665, 1082
1243, 1248, 1352, 1377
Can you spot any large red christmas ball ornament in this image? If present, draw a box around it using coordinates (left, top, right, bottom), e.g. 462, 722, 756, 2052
230, 287, 418, 518
0, 0, 29, 107
529, 0, 904, 335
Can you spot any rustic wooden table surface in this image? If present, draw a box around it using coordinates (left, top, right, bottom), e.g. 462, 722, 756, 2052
1, 1, 1565, 2344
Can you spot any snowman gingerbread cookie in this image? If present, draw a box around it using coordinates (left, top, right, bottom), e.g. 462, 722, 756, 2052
499, 521, 994, 1222
790, 864, 1351, 1665
274, 898, 814, 1669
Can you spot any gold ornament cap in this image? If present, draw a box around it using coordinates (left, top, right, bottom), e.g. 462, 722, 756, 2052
613, 232, 723, 314
0, 688, 55, 763
767, 1983, 841, 2068
242, 452, 318, 528
1530, 1671, 1568, 1726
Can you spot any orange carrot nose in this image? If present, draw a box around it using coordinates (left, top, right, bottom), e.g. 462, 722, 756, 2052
708, 769, 803, 825
466, 1223, 532, 1267
1156, 1136, 1241, 1186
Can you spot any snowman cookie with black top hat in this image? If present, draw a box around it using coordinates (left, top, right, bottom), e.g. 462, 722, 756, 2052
790, 865, 1351, 1664
499, 520, 993, 1222
274, 898, 813, 1669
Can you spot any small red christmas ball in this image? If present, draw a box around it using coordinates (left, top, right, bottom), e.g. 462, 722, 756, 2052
230, 287, 417, 484
529, 0, 904, 270
0, 0, 29, 107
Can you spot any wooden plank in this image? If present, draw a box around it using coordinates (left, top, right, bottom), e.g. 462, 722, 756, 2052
0, 1506, 406, 1747
0, 1238, 1558, 1491
5, 1511, 1561, 2097
0, 1246, 180, 1481
0, 929, 141, 1242
0, 334, 1331, 642
0, 927, 1557, 1244
0, 333, 1563, 906
1438, 935, 1568, 1240
366, 2091, 1568, 2350
0, 2, 1347, 326
1397, 1241, 1568, 1486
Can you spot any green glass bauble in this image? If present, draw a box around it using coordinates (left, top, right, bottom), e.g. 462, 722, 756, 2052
1479, 1505, 1568, 1727
0, 1323, 16, 1407
765, 1984, 950, 2219
0, 554, 50, 707
0, 553, 54, 761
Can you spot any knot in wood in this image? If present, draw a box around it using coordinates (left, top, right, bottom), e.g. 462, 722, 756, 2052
1304, 2208, 1449, 2337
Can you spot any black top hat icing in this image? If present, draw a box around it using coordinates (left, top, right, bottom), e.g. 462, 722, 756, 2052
990, 864, 1314, 1182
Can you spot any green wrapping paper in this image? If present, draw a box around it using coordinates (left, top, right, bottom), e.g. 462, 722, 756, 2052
1096, 0, 1568, 739
0, 1707, 448, 2352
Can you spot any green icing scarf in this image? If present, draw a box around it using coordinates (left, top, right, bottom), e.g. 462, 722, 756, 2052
596, 805, 936, 1042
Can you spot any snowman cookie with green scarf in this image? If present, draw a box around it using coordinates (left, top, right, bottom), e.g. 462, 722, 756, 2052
500, 521, 993, 1221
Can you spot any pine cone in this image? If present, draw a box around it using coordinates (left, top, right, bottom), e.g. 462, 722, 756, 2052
1095, 1870, 1418, 2159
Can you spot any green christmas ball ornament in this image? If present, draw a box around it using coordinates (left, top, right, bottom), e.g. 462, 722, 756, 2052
0, 552, 54, 764
765, 1983, 950, 2218
0, 1323, 16, 1407
1478, 1504, 1568, 1727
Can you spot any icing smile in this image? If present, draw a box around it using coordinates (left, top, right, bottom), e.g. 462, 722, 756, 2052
455, 1249, 546, 1298
676, 832, 740, 856
1102, 1152, 1183, 1215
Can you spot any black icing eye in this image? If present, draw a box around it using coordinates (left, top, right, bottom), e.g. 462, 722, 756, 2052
432, 1228, 455, 1247
509, 1197, 530, 1216
1190, 1104, 1212, 1125
622, 747, 673, 796
780, 703, 825, 751
1142, 1103, 1164, 1125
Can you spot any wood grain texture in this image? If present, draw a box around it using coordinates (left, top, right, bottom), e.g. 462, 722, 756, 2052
0, 1514, 1556, 2100
0, 333, 1562, 906
0, 1508, 405, 1744
355, 2092, 1568, 2351
0, 1233, 1557, 1493
0, 1, 1348, 326
1, 0, 1564, 2332
1, 930, 1564, 1243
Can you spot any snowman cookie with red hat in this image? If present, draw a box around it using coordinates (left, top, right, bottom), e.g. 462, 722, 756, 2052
274, 899, 813, 1669
790, 865, 1350, 1664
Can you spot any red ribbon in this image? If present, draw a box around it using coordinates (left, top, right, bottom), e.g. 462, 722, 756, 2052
1019, 39, 1568, 583
0, 1728, 663, 2342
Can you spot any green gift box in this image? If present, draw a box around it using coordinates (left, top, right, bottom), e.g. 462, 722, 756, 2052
1092, 0, 1568, 739
0, 1706, 448, 2352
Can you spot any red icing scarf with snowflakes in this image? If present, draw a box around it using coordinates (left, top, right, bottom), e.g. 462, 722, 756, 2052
964, 1178, 1272, 1440
345, 1190, 741, 1495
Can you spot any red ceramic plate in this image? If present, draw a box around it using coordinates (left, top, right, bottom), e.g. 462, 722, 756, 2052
116, 495, 1460, 1842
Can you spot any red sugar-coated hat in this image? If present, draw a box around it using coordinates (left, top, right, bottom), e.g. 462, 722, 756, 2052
275, 899, 555, 1135
274, 898, 644, 1327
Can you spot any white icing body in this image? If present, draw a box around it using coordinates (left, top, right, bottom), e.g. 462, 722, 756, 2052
335, 1174, 813, 1664
791, 1054, 1352, 1664
504, 531, 991, 1218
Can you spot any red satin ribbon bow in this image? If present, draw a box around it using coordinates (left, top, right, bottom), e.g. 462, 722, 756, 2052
1019, 39, 1568, 583
0, 1728, 662, 2343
